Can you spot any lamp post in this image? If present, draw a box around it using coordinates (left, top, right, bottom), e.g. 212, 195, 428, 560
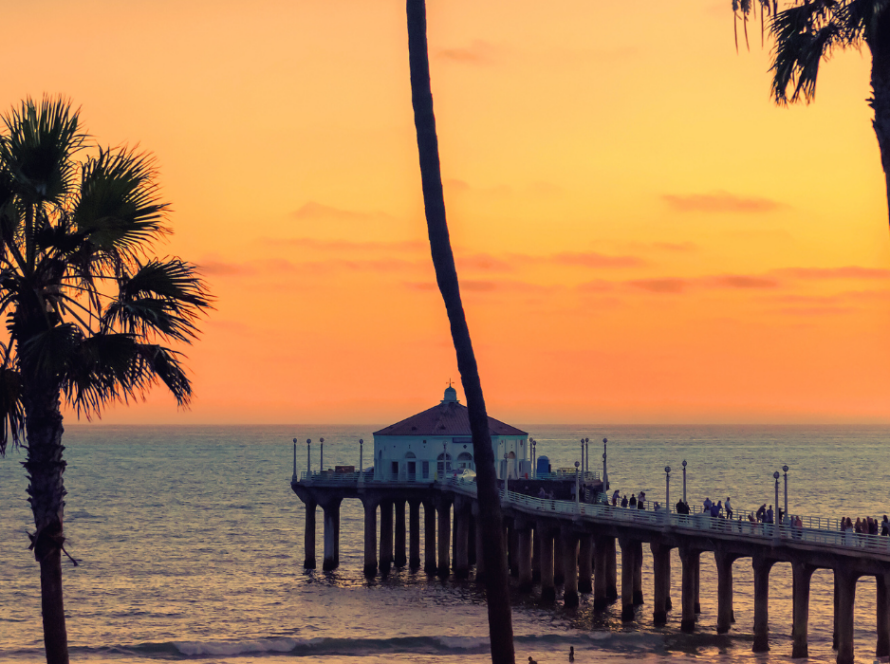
584, 438, 590, 474
531, 438, 536, 479
665, 466, 671, 515
575, 461, 581, 512
782, 464, 789, 524
602, 438, 608, 490
681, 459, 687, 504
306, 439, 311, 478
292, 438, 298, 481
359, 439, 364, 482
319, 437, 324, 473
580, 439, 585, 476
443, 441, 448, 480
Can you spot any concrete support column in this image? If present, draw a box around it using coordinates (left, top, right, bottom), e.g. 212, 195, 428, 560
693, 553, 701, 614
651, 542, 670, 625
437, 501, 451, 576
605, 537, 618, 601
632, 540, 644, 606
833, 570, 839, 649
454, 506, 470, 578
752, 555, 774, 653
620, 538, 637, 621
877, 573, 890, 658
835, 568, 857, 664
593, 536, 608, 609
562, 527, 580, 608
380, 500, 394, 574
303, 500, 317, 569
715, 550, 735, 634
508, 524, 520, 577
665, 549, 672, 611
394, 500, 407, 568
679, 548, 700, 632
552, 532, 565, 586
791, 562, 815, 658
468, 514, 476, 567
517, 523, 533, 592
532, 526, 541, 582
539, 523, 556, 601
578, 534, 593, 594
474, 507, 485, 578
322, 500, 341, 571
423, 501, 436, 574
408, 501, 421, 570
362, 499, 378, 577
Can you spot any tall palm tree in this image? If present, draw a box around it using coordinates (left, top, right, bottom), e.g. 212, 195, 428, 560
735, 0, 890, 221
0, 97, 211, 664
405, 3, 515, 663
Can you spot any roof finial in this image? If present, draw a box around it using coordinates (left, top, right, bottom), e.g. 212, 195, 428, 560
442, 381, 458, 403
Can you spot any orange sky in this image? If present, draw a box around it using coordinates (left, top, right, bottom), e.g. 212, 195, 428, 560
4, 0, 890, 424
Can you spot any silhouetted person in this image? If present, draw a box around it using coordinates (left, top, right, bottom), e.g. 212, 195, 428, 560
569, 646, 574, 662
725, 497, 733, 519
629, 494, 637, 507
621, 495, 628, 508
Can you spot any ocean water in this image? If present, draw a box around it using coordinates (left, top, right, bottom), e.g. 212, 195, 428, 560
1, 424, 889, 664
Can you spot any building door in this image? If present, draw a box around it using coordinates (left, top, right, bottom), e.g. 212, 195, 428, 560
391, 461, 399, 480
407, 461, 416, 481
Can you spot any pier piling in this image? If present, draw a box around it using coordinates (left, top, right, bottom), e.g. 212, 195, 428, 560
362, 498, 378, 577
394, 500, 407, 567
578, 534, 593, 593
423, 500, 436, 574
752, 555, 775, 652
651, 542, 670, 624
380, 500, 394, 574
408, 500, 421, 570
563, 527, 579, 608
437, 499, 451, 576
877, 572, 890, 658
715, 550, 737, 634
620, 537, 637, 621
791, 561, 814, 658
680, 548, 699, 632
539, 523, 555, 601
303, 500, 317, 569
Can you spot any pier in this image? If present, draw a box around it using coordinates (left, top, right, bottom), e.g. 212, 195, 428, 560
293, 471, 890, 664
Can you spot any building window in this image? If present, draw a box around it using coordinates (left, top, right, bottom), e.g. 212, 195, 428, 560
422, 461, 430, 479
437, 452, 452, 477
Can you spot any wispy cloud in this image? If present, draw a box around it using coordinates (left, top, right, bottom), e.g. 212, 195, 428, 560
772, 266, 890, 281
550, 251, 647, 269
662, 191, 784, 213
436, 40, 495, 65
261, 237, 426, 253
628, 278, 688, 294
291, 201, 395, 222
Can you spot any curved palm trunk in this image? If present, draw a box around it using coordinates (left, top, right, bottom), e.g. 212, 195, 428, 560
869, 12, 890, 225
22, 384, 69, 664
405, 2, 515, 663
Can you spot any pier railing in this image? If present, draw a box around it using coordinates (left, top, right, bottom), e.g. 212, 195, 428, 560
444, 477, 890, 554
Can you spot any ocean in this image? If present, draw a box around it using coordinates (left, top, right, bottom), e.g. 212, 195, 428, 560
1, 424, 889, 664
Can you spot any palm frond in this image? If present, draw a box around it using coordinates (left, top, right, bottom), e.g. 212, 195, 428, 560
0, 365, 23, 456
136, 344, 192, 406
103, 258, 212, 342
73, 146, 169, 255
0, 96, 86, 205
63, 333, 148, 415
18, 323, 81, 382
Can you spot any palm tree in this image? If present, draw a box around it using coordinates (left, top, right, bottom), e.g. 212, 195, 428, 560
734, 0, 890, 221
405, 3, 515, 663
0, 97, 211, 664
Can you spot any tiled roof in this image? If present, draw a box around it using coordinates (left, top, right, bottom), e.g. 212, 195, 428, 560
373, 400, 527, 437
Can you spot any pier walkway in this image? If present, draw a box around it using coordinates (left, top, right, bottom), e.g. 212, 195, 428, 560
292, 472, 890, 664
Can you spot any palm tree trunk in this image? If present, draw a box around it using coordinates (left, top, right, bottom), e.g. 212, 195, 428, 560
22, 385, 69, 664
868, 13, 890, 225
405, 2, 515, 663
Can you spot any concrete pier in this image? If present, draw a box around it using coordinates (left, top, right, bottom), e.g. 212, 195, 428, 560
454, 502, 470, 578
554, 533, 565, 586
539, 522, 556, 601
651, 542, 670, 624
437, 500, 451, 576
362, 498, 378, 576
578, 534, 593, 594
474, 504, 485, 578
877, 573, 890, 658
532, 526, 541, 582
605, 536, 618, 601
620, 537, 637, 621
715, 550, 737, 634
423, 500, 436, 574
408, 500, 421, 569
303, 500, 317, 569
394, 500, 407, 567
632, 539, 644, 606
380, 500, 394, 574
517, 520, 533, 592
562, 527, 579, 608
835, 569, 857, 664
680, 547, 699, 632
792, 561, 814, 658
752, 555, 775, 652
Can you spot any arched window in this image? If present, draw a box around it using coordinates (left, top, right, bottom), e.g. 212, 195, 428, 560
437, 452, 452, 477
405, 451, 417, 458
456, 451, 474, 471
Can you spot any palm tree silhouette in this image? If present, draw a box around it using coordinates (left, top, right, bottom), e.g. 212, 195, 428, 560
736, 1, 890, 220
0, 97, 212, 664
405, 2, 515, 663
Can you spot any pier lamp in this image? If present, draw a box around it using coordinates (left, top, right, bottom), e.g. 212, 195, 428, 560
602, 438, 609, 490
531, 438, 536, 479
320, 437, 325, 473
293, 438, 298, 481
782, 465, 789, 524
306, 439, 311, 478
773, 470, 780, 536
359, 439, 364, 483
580, 439, 585, 476
575, 461, 581, 512
504, 450, 509, 496
682, 460, 687, 504
665, 466, 671, 515
585, 438, 590, 474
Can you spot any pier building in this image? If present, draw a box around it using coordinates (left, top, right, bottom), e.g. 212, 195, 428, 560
372, 386, 530, 481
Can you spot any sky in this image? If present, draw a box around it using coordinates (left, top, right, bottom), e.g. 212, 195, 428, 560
4, 0, 890, 425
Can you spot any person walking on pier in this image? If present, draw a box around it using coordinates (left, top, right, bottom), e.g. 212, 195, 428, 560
629, 494, 637, 508
611, 489, 619, 506
621, 495, 629, 508
725, 497, 733, 519
765, 506, 774, 524
703, 497, 712, 513
756, 504, 766, 522
882, 515, 889, 536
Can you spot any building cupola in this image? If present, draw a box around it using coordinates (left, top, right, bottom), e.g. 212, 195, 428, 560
442, 384, 458, 403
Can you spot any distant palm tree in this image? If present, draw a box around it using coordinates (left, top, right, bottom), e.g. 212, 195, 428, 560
405, 2, 515, 663
0, 97, 211, 664
735, 0, 890, 220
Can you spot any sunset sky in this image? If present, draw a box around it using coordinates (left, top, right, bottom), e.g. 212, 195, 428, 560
6, 0, 890, 424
